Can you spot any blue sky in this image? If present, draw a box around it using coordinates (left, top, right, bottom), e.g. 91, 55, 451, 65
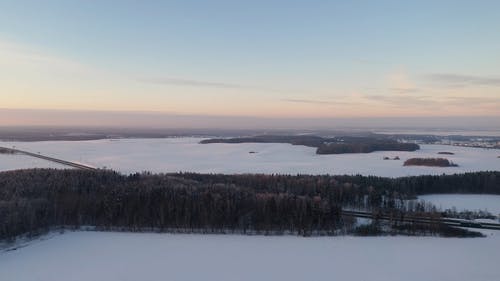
1, 0, 499, 125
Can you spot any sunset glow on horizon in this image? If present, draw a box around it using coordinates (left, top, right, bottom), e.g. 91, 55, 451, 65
1, 0, 499, 126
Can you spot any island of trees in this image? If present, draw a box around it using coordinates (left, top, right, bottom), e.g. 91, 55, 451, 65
201, 135, 420, 154
0, 147, 15, 154
2, 169, 497, 242
404, 158, 458, 167
316, 142, 418, 154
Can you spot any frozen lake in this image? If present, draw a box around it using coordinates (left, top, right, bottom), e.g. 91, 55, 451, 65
418, 194, 500, 215
1, 138, 499, 177
1, 231, 499, 281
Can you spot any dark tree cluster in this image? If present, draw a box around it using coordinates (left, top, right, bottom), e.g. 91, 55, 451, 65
403, 158, 458, 167
200, 135, 326, 147
0, 169, 343, 241
176, 171, 500, 203
316, 142, 419, 154
0, 147, 15, 154
392, 223, 484, 238
332, 172, 500, 196
1, 169, 498, 241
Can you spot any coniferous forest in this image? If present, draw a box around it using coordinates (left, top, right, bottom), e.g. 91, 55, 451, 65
1, 169, 498, 241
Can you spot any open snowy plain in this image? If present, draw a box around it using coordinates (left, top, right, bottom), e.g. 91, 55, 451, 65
1, 137, 499, 176
418, 194, 500, 215
1, 230, 499, 281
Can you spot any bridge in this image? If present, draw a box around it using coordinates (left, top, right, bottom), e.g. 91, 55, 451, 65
1, 146, 97, 171
343, 210, 500, 231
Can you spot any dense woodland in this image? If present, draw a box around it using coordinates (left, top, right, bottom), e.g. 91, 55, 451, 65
403, 158, 458, 167
316, 142, 419, 154
2, 169, 498, 241
0, 148, 15, 154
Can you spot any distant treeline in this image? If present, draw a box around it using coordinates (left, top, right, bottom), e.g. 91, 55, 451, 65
1, 169, 498, 241
200, 135, 420, 154
177, 172, 500, 196
316, 142, 419, 154
200, 135, 326, 147
0, 147, 15, 154
403, 158, 458, 167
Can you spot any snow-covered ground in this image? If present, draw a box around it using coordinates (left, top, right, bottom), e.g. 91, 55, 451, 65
0, 231, 498, 281
418, 194, 500, 215
1, 138, 498, 176
1, 139, 499, 281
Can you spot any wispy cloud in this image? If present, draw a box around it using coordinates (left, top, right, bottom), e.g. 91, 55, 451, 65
139, 76, 308, 95
362, 94, 433, 107
0, 39, 86, 71
424, 73, 500, 87
281, 98, 355, 106
360, 94, 500, 111
282, 98, 331, 105
443, 96, 500, 105
386, 70, 418, 94
353, 58, 386, 65
139, 77, 245, 89
388, 87, 420, 94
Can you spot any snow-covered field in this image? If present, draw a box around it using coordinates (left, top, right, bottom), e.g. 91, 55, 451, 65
418, 194, 500, 215
1, 138, 499, 176
1, 231, 499, 281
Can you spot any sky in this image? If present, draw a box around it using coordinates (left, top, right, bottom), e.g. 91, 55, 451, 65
0, 0, 499, 127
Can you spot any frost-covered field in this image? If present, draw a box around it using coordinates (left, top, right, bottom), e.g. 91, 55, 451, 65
1, 138, 499, 176
418, 194, 500, 215
1, 231, 499, 281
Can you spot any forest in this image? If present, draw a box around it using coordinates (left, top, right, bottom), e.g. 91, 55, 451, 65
1, 169, 498, 241
316, 142, 419, 154
403, 158, 458, 167
0, 148, 15, 154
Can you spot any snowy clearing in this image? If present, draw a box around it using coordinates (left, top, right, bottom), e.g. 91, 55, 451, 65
418, 194, 500, 215
1, 138, 498, 177
1, 231, 499, 281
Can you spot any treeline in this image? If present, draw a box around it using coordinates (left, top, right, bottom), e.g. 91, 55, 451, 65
388, 172, 499, 195
175, 171, 500, 199
1, 169, 498, 241
0, 169, 344, 241
200, 135, 326, 147
403, 158, 457, 167
0, 147, 15, 154
316, 142, 419, 154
